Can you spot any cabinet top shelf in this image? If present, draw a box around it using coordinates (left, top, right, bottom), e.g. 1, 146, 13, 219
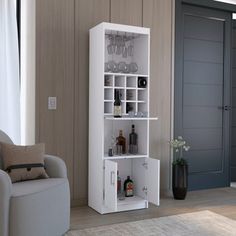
104, 116, 158, 121
105, 72, 149, 77
91, 22, 150, 35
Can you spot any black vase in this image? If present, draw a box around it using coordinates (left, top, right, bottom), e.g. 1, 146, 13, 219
172, 164, 188, 200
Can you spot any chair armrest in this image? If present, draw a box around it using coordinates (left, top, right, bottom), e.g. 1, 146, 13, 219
44, 154, 67, 178
0, 169, 12, 236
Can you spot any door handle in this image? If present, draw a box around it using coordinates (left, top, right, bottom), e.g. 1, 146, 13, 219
224, 105, 232, 111
218, 105, 232, 111
110, 171, 115, 185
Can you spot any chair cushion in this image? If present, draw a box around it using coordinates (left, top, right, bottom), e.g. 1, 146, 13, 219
10, 178, 70, 236
0, 130, 13, 170
1, 143, 48, 183
12, 178, 67, 197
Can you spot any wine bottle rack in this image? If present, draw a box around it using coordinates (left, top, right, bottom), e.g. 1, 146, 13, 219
104, 73, 148, 115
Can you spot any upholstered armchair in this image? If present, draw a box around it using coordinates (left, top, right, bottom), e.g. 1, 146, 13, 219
0, 130, 70, 236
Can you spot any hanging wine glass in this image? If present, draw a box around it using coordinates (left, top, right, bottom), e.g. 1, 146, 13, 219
122, 46, 128, 58
107, 35, 114, 55
104, 62, 109, 72
128, 36, 134, 57
115, 35, 122, 55
122, 34, 128, 58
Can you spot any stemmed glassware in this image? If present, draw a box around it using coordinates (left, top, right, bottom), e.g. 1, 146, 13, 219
106, 33, 138, 73
107, 34, 134, 58
127, 37, 134, 57
107, 35, 114, 55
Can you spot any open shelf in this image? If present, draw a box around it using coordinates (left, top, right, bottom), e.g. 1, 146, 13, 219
104, 116, 158, 121
117, 196, 147, 211
104, 154, 148, 160
105, 72, 149, 77
104, 31, 149, 75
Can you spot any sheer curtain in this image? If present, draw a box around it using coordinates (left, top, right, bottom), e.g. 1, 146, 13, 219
0, 0, 20, 144
20, 0, 36, 145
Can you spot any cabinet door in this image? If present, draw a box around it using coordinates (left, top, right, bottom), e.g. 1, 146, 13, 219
104, 160, 117, 211
147, 158, 160, 206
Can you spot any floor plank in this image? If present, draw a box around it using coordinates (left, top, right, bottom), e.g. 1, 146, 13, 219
70, 187, 236, 230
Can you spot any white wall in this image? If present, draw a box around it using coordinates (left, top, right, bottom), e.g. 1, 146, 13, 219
215, 0, 236, 4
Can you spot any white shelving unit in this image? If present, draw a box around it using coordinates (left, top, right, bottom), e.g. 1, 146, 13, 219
89, 22, 160, 214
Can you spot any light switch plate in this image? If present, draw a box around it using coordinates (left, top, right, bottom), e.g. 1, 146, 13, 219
48, 97, 57, 110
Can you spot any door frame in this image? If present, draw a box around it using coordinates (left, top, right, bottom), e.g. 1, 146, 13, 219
178, 0, 236, 12
231, 20, 236, 181
174, 0, 234, 189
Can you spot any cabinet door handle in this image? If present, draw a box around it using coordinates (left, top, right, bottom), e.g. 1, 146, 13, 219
110, 171, 115, 185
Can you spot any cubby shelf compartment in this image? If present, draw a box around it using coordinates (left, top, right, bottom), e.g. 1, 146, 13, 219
104, 73, 148, 115
89, 22, 160, 215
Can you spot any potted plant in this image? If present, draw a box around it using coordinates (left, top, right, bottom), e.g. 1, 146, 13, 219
169, 136, 190, 200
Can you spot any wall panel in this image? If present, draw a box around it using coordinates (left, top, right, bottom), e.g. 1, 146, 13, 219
36, 0, 75, 195
111, 0, 143, 26
73, 0, 110, 205
143, 0, 173, 193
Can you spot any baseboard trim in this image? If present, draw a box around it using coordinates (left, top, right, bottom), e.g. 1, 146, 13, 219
160, 188, 173, 198
71, 198, 88, 207
71, 191, 173, 207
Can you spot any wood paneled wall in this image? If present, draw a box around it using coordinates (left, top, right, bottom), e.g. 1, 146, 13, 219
73, 0, 110, 205
36, 0, 174, 205
143, 0, 173, 194
36, 0, 75, 195
110, 0, 143, 26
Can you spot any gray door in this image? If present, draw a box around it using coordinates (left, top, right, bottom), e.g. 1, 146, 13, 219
231, 20, 236, 182
175, 4, 231, 190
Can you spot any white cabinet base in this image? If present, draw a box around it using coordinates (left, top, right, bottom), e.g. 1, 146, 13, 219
102, 196, 148, 214
117, 196, 148, 212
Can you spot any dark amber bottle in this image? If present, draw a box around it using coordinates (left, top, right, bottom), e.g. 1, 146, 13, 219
129, 124, 138, 154
124, 176, 134, 197
116, 130, 126, 154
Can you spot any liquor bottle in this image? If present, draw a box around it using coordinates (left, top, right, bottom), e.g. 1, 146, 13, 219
114, 90, 122, 118
129, 124, 138, 154
116, 130, 126, 154
124, 176, 134, 197
117, 171, 121, 195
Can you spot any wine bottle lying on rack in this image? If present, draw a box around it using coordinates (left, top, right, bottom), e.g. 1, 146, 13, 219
138, 77, 147, 88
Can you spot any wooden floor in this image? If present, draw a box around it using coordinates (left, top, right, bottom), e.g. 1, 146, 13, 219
70, 186, 236, 230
